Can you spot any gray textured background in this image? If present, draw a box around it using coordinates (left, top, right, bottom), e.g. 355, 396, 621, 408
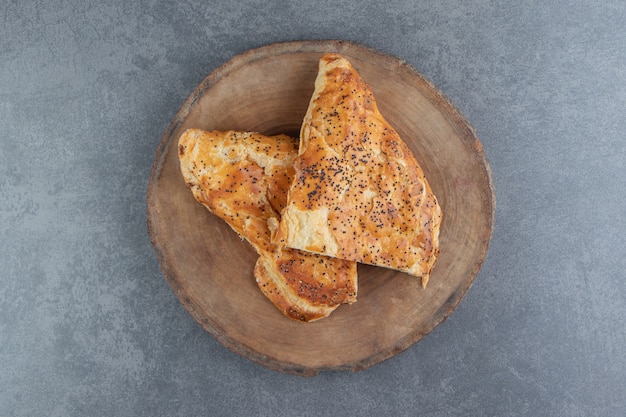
1, 1, 625, 416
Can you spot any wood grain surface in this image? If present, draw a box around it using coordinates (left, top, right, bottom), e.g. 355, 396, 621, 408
146, 40, 495, 376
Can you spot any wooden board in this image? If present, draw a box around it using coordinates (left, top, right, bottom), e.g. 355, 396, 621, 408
146, 40, 495, 376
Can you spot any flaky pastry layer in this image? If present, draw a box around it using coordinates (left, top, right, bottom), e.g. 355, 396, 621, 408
275, 54, 442, 287
178, 129, 357, 321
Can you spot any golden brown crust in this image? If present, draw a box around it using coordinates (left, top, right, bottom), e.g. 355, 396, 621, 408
178, 129, 357, 322
255, 247, 356, 322
275, 54, 442, 286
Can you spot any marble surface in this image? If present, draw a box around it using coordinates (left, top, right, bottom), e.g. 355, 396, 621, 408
1, 1, 625, 415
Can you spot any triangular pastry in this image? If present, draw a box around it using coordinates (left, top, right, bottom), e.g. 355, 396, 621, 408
275, 54, 442, 287
178, 129, 357, 321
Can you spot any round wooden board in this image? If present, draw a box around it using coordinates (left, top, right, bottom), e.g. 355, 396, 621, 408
147, 40, 495, 376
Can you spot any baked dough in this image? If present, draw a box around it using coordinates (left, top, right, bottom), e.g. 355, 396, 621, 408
275, 54, 442, 287
178, 128, 357, 321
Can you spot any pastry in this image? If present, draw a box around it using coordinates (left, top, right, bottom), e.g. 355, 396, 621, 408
275, 54, 442, 287
178, 128, 357, 321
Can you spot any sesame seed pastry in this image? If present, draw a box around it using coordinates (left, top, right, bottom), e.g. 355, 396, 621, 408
178, 129, 357, 322
275, 54, 442, 287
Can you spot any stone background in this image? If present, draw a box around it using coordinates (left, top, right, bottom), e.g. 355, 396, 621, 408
1, 1, 624, 415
